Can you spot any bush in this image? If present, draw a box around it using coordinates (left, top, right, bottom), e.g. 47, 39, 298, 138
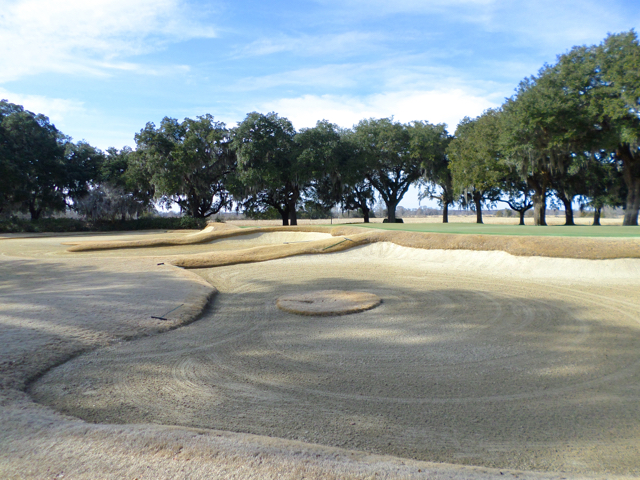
0, 217, 90, 233
0, 216, 207, 234
245, 207, 281, 220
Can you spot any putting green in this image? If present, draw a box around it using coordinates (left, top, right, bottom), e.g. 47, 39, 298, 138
346, 222, 640, 237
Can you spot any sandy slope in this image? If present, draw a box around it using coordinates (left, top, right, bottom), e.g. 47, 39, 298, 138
1, 230, 639, 479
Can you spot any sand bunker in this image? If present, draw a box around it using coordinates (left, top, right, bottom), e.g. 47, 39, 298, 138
30, 243, 640, 476
277, 290, 381, 316
4, 228, 640, 479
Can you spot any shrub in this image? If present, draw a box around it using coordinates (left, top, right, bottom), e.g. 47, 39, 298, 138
0, 216, 207, 233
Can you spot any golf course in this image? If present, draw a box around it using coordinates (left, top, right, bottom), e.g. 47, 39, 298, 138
1, 220, 640, 479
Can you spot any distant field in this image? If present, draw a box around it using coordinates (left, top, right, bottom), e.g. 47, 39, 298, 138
226, 214, 628, 229
350, 222, 640, 238
226, 215, 638, 238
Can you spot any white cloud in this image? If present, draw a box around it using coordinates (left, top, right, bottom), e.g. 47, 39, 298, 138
262, 89, 498, 132
0, 88, 86, 127
0, 0, 216, 82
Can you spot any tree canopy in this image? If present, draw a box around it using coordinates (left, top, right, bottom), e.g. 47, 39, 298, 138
135, 114, 234, 218
231, 112, 306, 225
353, 118, 423, 223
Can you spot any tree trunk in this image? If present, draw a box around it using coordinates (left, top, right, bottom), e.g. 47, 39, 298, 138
593, 206, 601, 226
29, 203, 42, 221
278, 206, 289, 226
558, 193, 575, 226
442, 203, 449, 223
617, 144, 640, 226
623, 176, 639, 226
288, 199, 298, 226
386, 200, 397, 223
533, 197, 546, 226
473, 192, 483, 224
529, 179, 547, 226
362, 206, 370, 223
519, 209, 526, 225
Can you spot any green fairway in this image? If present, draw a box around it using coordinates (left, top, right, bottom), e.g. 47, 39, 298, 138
342, 222, 640, 238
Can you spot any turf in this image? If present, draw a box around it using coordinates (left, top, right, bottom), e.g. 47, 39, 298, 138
343, 222, 640, 238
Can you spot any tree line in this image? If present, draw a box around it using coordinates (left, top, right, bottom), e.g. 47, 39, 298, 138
1, 31, 638, 226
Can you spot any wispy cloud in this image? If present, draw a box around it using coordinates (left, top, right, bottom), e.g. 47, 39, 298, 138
261, 89, 498, 132
312, 0, 638, 51
236, 31, 385, 58
0, 0, 216, 82
491, 0, 640, 49
313, 0, 496, 16
233, 64, 365, 91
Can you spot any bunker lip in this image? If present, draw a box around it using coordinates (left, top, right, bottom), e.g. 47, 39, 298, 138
63, 224, 640, 261
276, 290, 382, 316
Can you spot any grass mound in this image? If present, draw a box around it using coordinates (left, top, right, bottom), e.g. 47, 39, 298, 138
276, 290, 381, 316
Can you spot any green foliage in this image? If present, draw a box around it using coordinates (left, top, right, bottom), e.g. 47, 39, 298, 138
0, 100, 68, 219
296, 121, 375, 220
353, 118, 424, 222
407, 121, 453, 221
448, 110, 506, 195
0, 100, 107, 220
232, 112, 303, 225
0, 216, 206, 234
64, 141, 105, 204
100, 147, 155, 215
447, 110, 505, 223
298, 200, 332, 219
135, 115, 234, 218
244, 206, 282, 220
499, 30, 639, 225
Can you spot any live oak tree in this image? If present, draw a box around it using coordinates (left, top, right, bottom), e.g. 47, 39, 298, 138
0, 100, 67, 219
0, 101, 22, 212
298, 121, 375, 222
64, 140, 105, 207
409, 121, 453, 223
82, 146, 157, 221
232, 112, 304, 225
135, 114, 234, 218
593, 31, 640, 225
500, 68, 587, 226
448, 110, 506, 224
580, 154, 624, 225
353, 118, 422, 223
504, 31, 640, 226
498, 176, 534, 225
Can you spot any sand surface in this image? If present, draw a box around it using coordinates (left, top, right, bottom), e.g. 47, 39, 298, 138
2, 229, 640, 479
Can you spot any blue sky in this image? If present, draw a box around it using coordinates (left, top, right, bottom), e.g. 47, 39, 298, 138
1, 0, 638, 208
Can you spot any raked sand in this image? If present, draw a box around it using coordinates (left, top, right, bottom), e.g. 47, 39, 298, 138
1, 229, 639, 479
